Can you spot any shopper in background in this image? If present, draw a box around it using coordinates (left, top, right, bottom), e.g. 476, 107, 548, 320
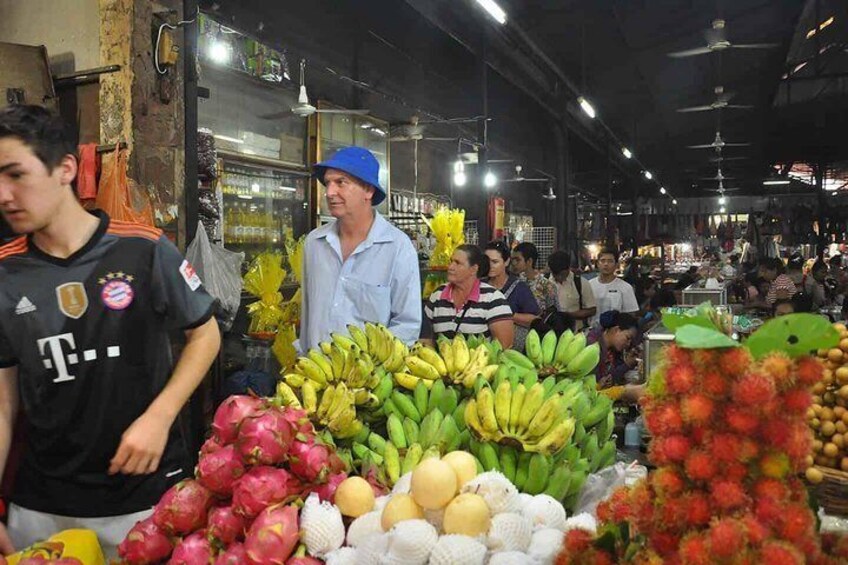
547, 250, 597, 331
589, 247, 639, 326
424, 245, 514, 348
587, 310, 640, 389
0, 105, 221, 555
640, 289, 678, 332
759, 257, 797, 306
636, 275, 658, 312
786, 254, 805, 287
773, 298, 796, 317
804, 259, 830, 311
301, 147, 421, 351
484, 241, 538, 351
511, 241, 558, 314
675, 265, 700, 290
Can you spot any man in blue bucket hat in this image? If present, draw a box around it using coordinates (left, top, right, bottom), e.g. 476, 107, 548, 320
300, 146, 421, 351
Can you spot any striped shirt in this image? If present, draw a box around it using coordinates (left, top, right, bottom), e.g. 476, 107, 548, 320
766, 274, 797, 305
425, 280, 513, 339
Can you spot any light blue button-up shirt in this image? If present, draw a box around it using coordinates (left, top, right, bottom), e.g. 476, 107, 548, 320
299, 212, 422, 351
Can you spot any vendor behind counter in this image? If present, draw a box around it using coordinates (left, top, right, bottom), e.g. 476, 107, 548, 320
587, 310, 639, 389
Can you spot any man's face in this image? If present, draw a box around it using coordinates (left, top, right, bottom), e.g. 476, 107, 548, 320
510, 252, 527, 274
597, 253, 617, 276
0, 137, 76, 234
323, 169, 374, 219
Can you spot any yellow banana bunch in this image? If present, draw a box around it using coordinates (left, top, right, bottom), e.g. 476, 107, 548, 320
316, 383, 358, 436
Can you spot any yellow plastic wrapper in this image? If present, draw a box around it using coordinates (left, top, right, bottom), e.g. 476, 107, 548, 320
6, 529, 105, 565
243, 252, 287, 338
425, 207, 465, 268
272, 322, 298, 372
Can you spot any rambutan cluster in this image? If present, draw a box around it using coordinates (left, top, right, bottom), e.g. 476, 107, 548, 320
557, 345, 848, 564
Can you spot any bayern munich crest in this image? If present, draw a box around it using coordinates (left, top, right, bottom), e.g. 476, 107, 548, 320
99, 272, 135, 310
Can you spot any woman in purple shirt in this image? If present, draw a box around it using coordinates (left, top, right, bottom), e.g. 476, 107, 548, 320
485, 241, 540, 352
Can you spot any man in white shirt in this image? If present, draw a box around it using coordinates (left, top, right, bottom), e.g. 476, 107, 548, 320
589, 247, 639, 326
547, 250, 596, 330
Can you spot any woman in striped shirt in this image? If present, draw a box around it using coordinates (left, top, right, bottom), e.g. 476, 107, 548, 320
424, 244, 514, 348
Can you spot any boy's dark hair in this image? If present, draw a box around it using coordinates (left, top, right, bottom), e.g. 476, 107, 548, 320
597, 247, 619, 263
0, 104, 78, 170
514, 242, 539, 268
599, 310, 638, 331
547, 250, 571, 275
650, 289, 677, 310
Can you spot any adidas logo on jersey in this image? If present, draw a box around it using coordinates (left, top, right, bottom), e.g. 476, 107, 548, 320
15, 296, 36, 315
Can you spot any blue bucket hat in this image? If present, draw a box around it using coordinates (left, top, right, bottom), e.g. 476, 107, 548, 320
313, 146, 386, 206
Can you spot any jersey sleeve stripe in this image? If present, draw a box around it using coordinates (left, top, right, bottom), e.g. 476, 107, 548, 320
0, 237, 28, 260
107, 224, 163, 241
108, 221, 163, 237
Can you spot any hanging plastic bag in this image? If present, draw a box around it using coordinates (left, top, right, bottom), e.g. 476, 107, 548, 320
95, 144, 155, 225
185, 224, 244, 331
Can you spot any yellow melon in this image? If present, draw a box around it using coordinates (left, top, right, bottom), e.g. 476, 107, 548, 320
442, 493, 490, 536
335, 476, 375, 518
411, 459, 458, 510
381, 493, 425, 530
442, 451, 478, 488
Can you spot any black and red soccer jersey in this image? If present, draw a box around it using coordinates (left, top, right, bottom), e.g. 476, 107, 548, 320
0, 211, 216, 517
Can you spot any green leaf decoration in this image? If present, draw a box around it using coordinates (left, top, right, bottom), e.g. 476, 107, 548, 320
745, 313, 840, 359
675, 324, 741, 350
661, 302, 720, 333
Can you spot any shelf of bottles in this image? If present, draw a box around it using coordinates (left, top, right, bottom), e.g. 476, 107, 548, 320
219, 161, 308, 260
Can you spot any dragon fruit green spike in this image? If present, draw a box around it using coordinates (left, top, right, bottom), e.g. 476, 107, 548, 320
527, 527, 566, 564
487, 512, 533, 553
384, 519, 438, 565
562, 512, 597, 534
488, 551, 532, 565
346, 510, 384, 548
521, 494, 567, 531
427, 534, 488, 565
460, 471, 521, 515
300, 493, 345, 557
324, 546, 358, 565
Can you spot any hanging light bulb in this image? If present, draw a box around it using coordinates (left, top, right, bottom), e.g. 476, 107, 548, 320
659, 186, 666, 195
672, 198, 678, 205
578, 96, 596, 118
484, 171, 497, 188
644, 171, 653, 180
718, 195, 727, 205
720, 206, 727, 213
453, 171, 467, 187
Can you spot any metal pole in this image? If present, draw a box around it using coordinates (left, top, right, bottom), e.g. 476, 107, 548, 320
184, 0, 199, 246
478, 28, 490, 243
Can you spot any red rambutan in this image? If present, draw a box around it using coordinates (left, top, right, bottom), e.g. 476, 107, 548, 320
718, 347, 752, 378
778, 503, 815, 543
782, 424, 813, 465
761, 417, 795, 449
795, 356, 825, 387
759, 451, 791, 479
739, 513, 770, 545
700, 370, 729, 398
644, 402, 684, 436
665, 344, 693, 368
707, 518, 747, 559
709, 433, 744, 462
710, 480, 749, 513
658, 496, 688, 528
692, 349, 718, 369
651, 467, 686, 498
732, 372, 776, 407
598, 486, 631, 524
759, 351, 795, 391
781, 388, 813, 414
759, 540, 805, 565
681, 393, 715, 425
755, 494, 784, 525
666, 364, 697, 394
725, 406, 761, 434
563, 529, 593, 553
738, 438, 760, 462
685, 450, 717, 482
753, 477, 790, 503
628, 481, 655, 530
821, 531, 848, 560
649, 531, 680, 557
650, 435, 692, 465
682, 492, 712, 527
723, 461, 748, 483
678, 534, 711, 565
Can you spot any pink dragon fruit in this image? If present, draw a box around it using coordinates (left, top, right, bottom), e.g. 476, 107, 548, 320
212, 395, 265, 445
197, 444, 245, 496
237, 406, 295, 465
207, 505, 246, 545
313, 472, 348, 504
282, 407, 315, 437
215, 543, 248, 565
286, 558, 323, 565
168, 530, 213, 565
118, 516, 174, 564
233, 466, 303, 518
244, 504, 300, 564
288, 438, 335, 483
201, 436, 223, 455
153, 479, 214, 535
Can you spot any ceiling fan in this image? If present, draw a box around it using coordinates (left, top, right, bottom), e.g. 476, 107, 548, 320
704, 180, 741, 193
389, 116, 482, 142
542, 185, 557, 200
260, 59, 370, 119
501, 165, 549, 183
699, 167, 735, 181
688, 132, 751, 151
668, 19, 779, 58
710, 155, 749, 163
677, 86, 754, 113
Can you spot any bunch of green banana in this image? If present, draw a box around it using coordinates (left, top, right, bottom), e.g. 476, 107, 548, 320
464, 380, 576, 456
299, 382, 363, 439
466, 335, 505, 360
380, 382, 469, 450
354, 436, 443, 485
523, 329, 601, 378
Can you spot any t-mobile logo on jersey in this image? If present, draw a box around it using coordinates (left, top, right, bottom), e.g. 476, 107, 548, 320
37, 332, 121, 383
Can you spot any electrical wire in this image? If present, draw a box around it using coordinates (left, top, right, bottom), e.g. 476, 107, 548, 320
154, 14, 198, 75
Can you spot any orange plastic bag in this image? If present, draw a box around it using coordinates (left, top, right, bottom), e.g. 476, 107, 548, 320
95, 144, 155, 226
